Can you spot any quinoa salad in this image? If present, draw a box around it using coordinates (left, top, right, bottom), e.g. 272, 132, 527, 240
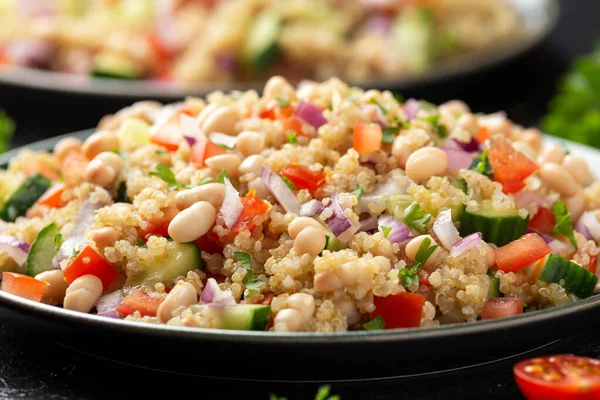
0, 0, 519, 84
0, 76, 599, 333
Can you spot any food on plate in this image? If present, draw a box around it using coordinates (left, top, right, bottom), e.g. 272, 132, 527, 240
0, 0, 519, 84
514, 355, 600, 400
0, 76, 599, 333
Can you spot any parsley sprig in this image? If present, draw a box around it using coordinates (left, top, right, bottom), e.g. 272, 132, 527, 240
403, 202, 432, 234
363, 315, 385, 331
422, 115, 447, 138
281, 175, 297, 191
369, 98, 388, 115
469, 149, 494, 178
275, 95, 290, 108
286, 132, 298, 144
150, 164, 222, 189
399, 237, 438, 287
350, 185, 363, 199
551, 201, 577, 248
381, 118, 410, 143
380, 225, 392, 238
235, 251, 264, 298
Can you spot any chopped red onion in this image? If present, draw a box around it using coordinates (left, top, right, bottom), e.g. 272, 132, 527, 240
365, 14, 393, 35
215, 53, 239, 73
210, 132, 238, 149
260, 166, 300, 214
377, 215, 413, 244
450, 232, 482, 257
179, 113, 205, 147
96, 290, 123, 318
441, 147, 473, 174
0, 236, 31, 272
514, 191, 546, 210
221, 178, 244, 229
201, 278, 236, 307
360, 104, 387, 127
295, 101, 328, 129
359, 215, 379, 232
452, 137, 480, 153
299, 200, 324, 217
432, 209, 460, 249
322, 193, 360, 242
5, 39, 56, 69
576, 211, 600, 242
526, 228, 554, 244
403, 98, 420, 120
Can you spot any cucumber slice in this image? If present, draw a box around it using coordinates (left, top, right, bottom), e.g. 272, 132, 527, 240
324, 233, 348, 252
117, 117, 151, 151
92, 53, 142, 80
26, 223, 61, 277
218, 304, 271, 331
487, 273, 502, 299
539, 253, 598, 299
243, 9, 281, 71
387, 194, 414, 222
393, 7, 434, 72
459, 209, 528, 247
0, 173, 51, 222
127, 242, 204, 288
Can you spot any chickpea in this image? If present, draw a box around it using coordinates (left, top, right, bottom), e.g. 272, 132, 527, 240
35, 270, 68, 306
236, 131, 265, 157
286, 293, 315, 320
563, 155, 593, 185
157, 281, 198, 323
405, 235, 440, 267
238, 155, 265, 175
54, 137, 82, 163
511, 141, 537, 161
200, 106, 238, 135
313, 271, 343, 292
539, 144, 565, 165
204, 154, 241, 177
63, 274, 103, 313
94, 152, 124, 175
83, 159, 116, 187
405, 147, 448, 182
522, 128, 543, 151
168, 201, 217, 243
89, 227, 119, 248
538, 163, 580, 198
175, 183, 226, 210
565, 189, 585, 222
293, 226, 326, 256
288, 217, 322, 239
263, 76, 296, 100
82, 131, 119, 160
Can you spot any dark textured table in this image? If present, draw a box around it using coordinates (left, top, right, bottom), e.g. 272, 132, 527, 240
0, 1, 599, 399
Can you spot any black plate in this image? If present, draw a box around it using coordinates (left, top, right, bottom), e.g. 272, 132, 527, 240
0, 0, 559, 100
1, 129, 599, 382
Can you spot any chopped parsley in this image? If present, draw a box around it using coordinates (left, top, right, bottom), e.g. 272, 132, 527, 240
403, 202, 432, 235
350, 185, 363, 199
215, 170, 230, 184
234, 251, 252, 269
136, 238, 145, 247
381, 118, 409, 143
469, 149, 494, 178
551, 201, 577, 248
236, 251, 264, 298
380, 225, 392, 238
275, 95, 290, 108
369, 98, 388, 115
189, 177, 213, 188
110, 148, 119, 154
363, 315, 385, 331
70, 247, 81, 259
54, 233, 63, 250
214, 142, 234, 151
281, 175, 297, 191
286, 132, 298, 144
154, 149, 167, 156
150, 164, 185, 190
422, 115, 447, 138
399, 237, 438, 287
0, 110, 15, 154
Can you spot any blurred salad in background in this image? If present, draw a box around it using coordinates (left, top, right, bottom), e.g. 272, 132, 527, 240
0, 110, 15, 154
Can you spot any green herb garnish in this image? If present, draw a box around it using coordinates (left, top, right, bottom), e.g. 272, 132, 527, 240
363, 315, 386, 331
235, 251, 252, 269
216, 170, 230, 184
286, 132, 298, 144
214, 142, 234, 151
381, 118, 408, 143
399, 237, 438, 287
275, 95, 290, 108
314, 385, 340, 400
423, 115, 447, 138
369, 98, 388, 115
0, 110, 15, 154
155, 149, 167, 156
150, 164, 185, 190
403, 202, 432, 234
551, 201, 577, 248
136, 238, 145, 247
235, 251, 264, 298
350, 185, 363, 199
380, 226, 392, 238
393, 93, 405, 103
469, 149, 494, 178
281, 175, 297, 191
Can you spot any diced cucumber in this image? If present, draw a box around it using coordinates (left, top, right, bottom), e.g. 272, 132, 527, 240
218, 304, 271, 331
539, 253, 598, 299
92, 53, 143, 80
26, 223, 61, 277
0, 173, 51, 222
393, 6, 434, 72
243, 9, 281, 71
127, 242, 204, 288
487, 273, 502, 299
459, 209, 528, 247
324, 233, 348, 252
117, 117, 151, 151
387, 194, 414, 222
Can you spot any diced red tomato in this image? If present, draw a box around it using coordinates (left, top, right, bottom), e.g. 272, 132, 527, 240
475, 126, 490, 144
514, 355, 600, 400
495, 233, 552, 272
61, 152, 88, 186
353, 120, 382, 154
138, 207, 178, 240
190, 139, 227, 167
115, 289, 165, 317
227, 189, 270, 237
487, 135, 539, 194
481, 297, 523, 320
528, 206, 556, 235
194, 231, 224, 254
259, 103, 307, 136
64, 246, 118, 290
418, 269, 431, 287
36, 184, 66, 208
583, 252, 598, 274
281, 165, 327, 196
260, 291, 276, 305
1, 272, 48, 302
150, 120, 184, 152
371, 292, 424, 329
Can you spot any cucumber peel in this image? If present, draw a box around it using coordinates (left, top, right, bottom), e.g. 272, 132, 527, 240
26, 223, 61, 277
0, 173, 52, 222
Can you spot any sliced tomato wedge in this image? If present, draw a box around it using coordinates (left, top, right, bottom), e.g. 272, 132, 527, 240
514, 355, 600, 400
115, 289, 166, 317
64, 245, 118, 290
1, 272, 48, 302
371, 292, 424, 329
36, 184, 66, 208
528, 206, 556, 235
481, 297, 523, 320
495, 233, 552, 273
584, 252, 598, 274
353, 120, 382, 154
487, 135, 539, 194
226, 190, 269, 239
190, 139, 227, 167
281, 165, 327, 196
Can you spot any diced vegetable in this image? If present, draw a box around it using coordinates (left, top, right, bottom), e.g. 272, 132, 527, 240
194, 232, 224, 255
539, 253, 598, 299
487, 135, 538, 194
218, 304, 271, 331
459, 207, 529, 247
295, 102, 327, 129
481, 297, 522, 320
221, 178, 243, 228
0, 235, 30, 271
494, 233, 552, 273
115, 289, 165, 317
450, 232, 482, 257
243, 9, 281, 71
150, 120, 184, 152
25, 223, 61, 277
528, 206, 556, 235
261, 166, 300, 214
371, 292, 424, 329
322, 193, 360, 242
281, 165, 326, 196
393, 6, 434, 72
227, 190, 270, 238
191, 139, 227, 167
1, 272, 48, 302
324, 232, 348, 252
487, 273, 502, 299
353, 121, 382, 154
92, 53, 142, 80
64, 245, 118, 290
0, 173, 51, 222
432, 208, 459, 249
117, 118, 151, 150
377, 214, 413, 244
36, 184, 65, 209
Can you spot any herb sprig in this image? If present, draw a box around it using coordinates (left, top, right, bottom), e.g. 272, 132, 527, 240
399, 237, 438, 287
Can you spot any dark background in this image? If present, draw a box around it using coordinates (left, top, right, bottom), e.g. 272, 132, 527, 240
0, 1, 599, 399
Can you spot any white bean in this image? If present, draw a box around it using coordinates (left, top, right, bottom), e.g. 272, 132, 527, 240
63, 274, 103, 313
293, 226, 326, 256
274, 308, 305, 332
563, 155, 593, 185
196, 103, 220, 127
205, 154, 241, 177
565, 189, 585, 223
94, 152, 124, 175
88, 227, 119, 247
239, 155, 265, 175
539, 144, 565, 165
314, 271, 343, 292
288, 217, 322, 239
248, 178, 270, 199
54, 137, 82, 163
175, 183, 225, 210
200, 106, 238, 135
168, 201, 217, 243
286, 293, 315, 320
478, 113, 511, 137
157, 281, 198, 323
35, 270, 68, 306
522, 128, 543, 151
84, 159, 116, 187
538, 163, 580, 198
236, 131, 265, 157
82, 132, 119, 159
405, 147, 448, 182
263, 76, 296, 100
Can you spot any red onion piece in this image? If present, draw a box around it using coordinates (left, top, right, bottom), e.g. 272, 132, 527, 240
432, 209, 460, 249
452, 137, 480, 153
295, 102, 327, 129
360, 104, 387, 127
0, 236, 31, 271
260, 166, 300, 214
377, 215, 413, 244
576, 211, 600, 241
450, 232, 482, 257
441, 147, 473, 174
359, 215, 379, 232
201, 278, 236, 307
5, 39, 56, 69
299, 200, 323, 217
322, 193, 360, 242
200, 277, 217, 303
514, 191, 546, 210
215, 53, 239, 73
179, 113, 205, 147
365, 14, 393, 35
403, 98, 420, 120
210, 133, 238, 149
96, 290, 123, 318
221, 178, 244, 229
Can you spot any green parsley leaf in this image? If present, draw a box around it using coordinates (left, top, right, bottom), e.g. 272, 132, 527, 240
70, 247, 81, 259
242, 270, 264, 299
380, 226, 392, 238
281, 175, 297, 191
469, 149, 494, 178
155, 149, 167, 156
136, 238, 145, 247
286, 132, 298, 144
234, 251, 252, 270
399, 237, 438, 287
188, 177, 213, 188
54, 233, 63, 250
399, 269, 419, 288
314, 385, 340, 400
551, 201, 577, 248
363, 315, 385, 331
350, 185, 363, 199
216, 170, 230, 184
369, 98, 388, 115
393, 93, 405, 103
110, 148, 120, 154
0, 110, 15, 154
403, 202, 432, 234
382, 126, 399, 143
275, 95, 290, 108
150, 164, 185, 190
423, 115, 447, 138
